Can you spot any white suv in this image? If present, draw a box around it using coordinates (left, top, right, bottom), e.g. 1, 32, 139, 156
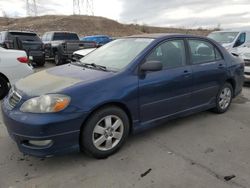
0, 47, 34, 99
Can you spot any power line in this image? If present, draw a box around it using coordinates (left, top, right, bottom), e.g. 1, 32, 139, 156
73, 0, 94, 15
26, 0, 38, 17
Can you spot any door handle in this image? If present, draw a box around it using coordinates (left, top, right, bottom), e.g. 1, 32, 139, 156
218, 64, 225, 69
183, 70, 191, 77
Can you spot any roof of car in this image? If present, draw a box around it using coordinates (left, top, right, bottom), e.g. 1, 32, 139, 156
82, 35, 110, 38
126, 33, 204, 39
211, 30, 250, 33
45, 31, 77, 34
2, 30, 37, 34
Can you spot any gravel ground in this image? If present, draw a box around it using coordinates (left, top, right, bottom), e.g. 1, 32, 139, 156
0, 63, 250, 188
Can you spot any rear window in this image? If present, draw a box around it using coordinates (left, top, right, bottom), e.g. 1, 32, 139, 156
8, 32, 41, 42
53, 33, 79, 41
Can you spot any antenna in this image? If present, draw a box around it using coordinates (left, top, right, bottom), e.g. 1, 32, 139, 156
73, 0, 94, 15
26, 0, 38, 17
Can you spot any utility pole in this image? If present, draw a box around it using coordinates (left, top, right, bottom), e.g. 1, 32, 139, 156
26, 0, 38, 17
73, 0, 94, 15
73, 0, 80, 15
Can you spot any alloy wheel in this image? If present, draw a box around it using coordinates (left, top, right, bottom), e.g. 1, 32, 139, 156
92, 115, 124, 151
219, 87, 232, 110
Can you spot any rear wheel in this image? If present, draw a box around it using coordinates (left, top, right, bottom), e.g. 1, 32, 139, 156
54, 52, 63, 66
0, 76, 9, 100
81, 106, 130, 159
213, 83, 233, 113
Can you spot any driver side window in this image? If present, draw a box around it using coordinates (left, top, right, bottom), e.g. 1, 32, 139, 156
146, 39, 186, 69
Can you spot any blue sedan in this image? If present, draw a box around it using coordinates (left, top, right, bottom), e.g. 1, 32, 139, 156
1, 34, 244, 158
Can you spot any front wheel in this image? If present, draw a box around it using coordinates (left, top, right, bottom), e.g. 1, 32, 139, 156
37, 55, 46, 66
81, 106, 130, 159
213, 83, 233, 113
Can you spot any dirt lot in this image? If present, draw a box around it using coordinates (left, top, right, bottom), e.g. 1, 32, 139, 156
0, 63, 250, 188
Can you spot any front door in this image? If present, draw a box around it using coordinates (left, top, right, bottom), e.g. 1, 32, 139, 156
139, 39, 193, 123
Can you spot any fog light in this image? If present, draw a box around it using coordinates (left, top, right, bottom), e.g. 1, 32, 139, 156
28, 140, 52, 147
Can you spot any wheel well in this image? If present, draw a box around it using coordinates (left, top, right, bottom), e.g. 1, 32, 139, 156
0, 73, 9, 83
226, 78, 236, 92
80, 102, 133, 134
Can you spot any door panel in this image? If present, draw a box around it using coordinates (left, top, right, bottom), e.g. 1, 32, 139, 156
191, 60, 227, 106
139, 66, 192, 122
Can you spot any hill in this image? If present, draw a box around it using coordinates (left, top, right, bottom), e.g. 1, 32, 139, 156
0, 15, 213, 37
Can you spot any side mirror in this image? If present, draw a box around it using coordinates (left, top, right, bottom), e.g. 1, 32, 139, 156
140, 61, 163, 72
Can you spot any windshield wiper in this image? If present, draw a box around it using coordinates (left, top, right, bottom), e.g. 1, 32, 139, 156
71, 60, 108, 72
86, 63, 107, 71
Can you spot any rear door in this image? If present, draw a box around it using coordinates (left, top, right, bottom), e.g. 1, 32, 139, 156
139, 39, 193, 122
187, 39, 227, 107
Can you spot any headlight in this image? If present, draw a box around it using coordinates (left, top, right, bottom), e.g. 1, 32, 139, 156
20, 94, 71, 113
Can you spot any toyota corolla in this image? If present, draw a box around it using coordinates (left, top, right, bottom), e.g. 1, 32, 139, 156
1, 34, 244, 159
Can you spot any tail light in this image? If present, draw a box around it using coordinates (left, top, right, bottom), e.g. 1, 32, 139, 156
17, 57, 29, 63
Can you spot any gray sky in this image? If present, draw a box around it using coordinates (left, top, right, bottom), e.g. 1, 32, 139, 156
0, 0, 250, 29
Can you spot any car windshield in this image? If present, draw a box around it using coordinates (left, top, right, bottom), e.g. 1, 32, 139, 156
208, 32, 239, 43
79, 38, 154, 71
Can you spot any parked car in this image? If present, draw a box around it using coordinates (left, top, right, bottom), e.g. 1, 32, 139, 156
42, 31, 96, 65
72, 48, 96, 60
0, 47, 33, 99
230, 45, 250, 82
0, 31, 45, 66
208, 30, 250, 52
1, 34, 244, 159
80, 35, 112, 47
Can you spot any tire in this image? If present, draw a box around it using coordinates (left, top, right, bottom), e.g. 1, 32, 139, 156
54, 52, 63, 66
81, 106, 130, 159
0, 76, 9, 100
212, 83, 233, 114
37, 56, 45, 67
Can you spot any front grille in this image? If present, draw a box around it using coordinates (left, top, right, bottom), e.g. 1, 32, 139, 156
245, 72, 250, 76
8, 90, 22, 109
244, 59, 250, 67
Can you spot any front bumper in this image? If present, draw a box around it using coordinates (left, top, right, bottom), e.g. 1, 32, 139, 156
1, 99, 88, 157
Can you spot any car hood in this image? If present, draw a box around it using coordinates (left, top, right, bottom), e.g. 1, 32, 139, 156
220, 43, 232, 48
15, 64, 114, 96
